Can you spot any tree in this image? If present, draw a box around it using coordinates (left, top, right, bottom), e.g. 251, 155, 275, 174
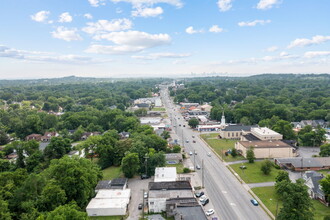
161, 130, 170, 140
43, 137, 71, 161
43, 203, 88, 220
122, 153, 140, 178
320, 174, 330, 203
260, 160, 272, 175
134, 108, 147, 117
320, 144, 330, 157
147, 152, 166, 176
298, 125, 326, 147
44, 156, 102, 208
0, 130, 9, 145
0, 199, 12, 220
272, 120, 296, 140
25, 150, 44, 173
231, 148, 237, 157
275, 170, 290, 183
72, 126, 84, 142
188, 118, 199, 128
277, 179, 314, 220
246, 147, 255, 163
38, 180, 67, 212
172, 145, 181, 153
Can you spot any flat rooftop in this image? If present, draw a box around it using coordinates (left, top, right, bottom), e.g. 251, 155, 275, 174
149, 181, 192, 190
95, 189, 131, 199
252, 127, 281, 136
86, 198, 129, 209
175, 206, 208, 220
149, 190, 194, 199
238, 140, 292, 148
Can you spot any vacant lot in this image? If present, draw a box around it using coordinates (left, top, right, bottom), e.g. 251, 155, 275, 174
252, 186, 330, 220
230, 161, 281, 183
167, 163, 184, 173
102, 166, 124, 180
201, 133, 245, 162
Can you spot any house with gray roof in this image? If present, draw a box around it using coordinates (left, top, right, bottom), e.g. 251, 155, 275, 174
303, 171, 327, 205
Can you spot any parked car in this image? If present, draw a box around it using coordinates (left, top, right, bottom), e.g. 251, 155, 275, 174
206, 209, 215, 216
138, 203, 143, 209
141, 174, 149, 179
186, 140, 189, 143
183, 125, 186, 127
195, 151, 197, 155
193, 140, 196, 143
196, 164, 201, 170
201, 198, 209, 206
199, 195, 207, 202
189, 151, 193, 156
192, 135, 195, 138
207, 152, 211, 157
250, 199, 259, 206
144, 192, 148, 199
195, 191, 204, 197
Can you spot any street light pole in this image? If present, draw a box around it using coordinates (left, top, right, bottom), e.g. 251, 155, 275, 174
144, 154, 149, 177
202, 159, 204, 188
194, 150, 196, 169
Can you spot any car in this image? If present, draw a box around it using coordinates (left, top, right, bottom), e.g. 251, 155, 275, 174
179, 124, 181, 126
183, 125, 186, 127
207, 152, 211, 157
189, 151, 193, 156
140, 174, 149, 179
196, 164, 201, 170
194, 191, 204, 197
201, 198, 209, 206
206, 209, 215, 216
199, 195, 207, 202
138, 203, 143, 210
250, 199, 259, 206
193, 140, 196, 143
186, 140, 189, 143
144, 192, 148, 199
211, 217, 218, 220
192, 135, 195, 138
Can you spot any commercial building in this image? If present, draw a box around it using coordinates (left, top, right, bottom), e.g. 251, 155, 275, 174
197, 125, 222, 132
154, 167, 177, 182
250, 127, 283, 140
275, 157, 330, 171
165, 153, 183, 164
235, 140, 297, 159
219, 125, 257, 139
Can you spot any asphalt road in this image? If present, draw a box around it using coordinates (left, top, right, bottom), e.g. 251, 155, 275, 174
160, 86, 270, 220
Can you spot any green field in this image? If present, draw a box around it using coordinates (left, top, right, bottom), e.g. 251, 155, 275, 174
230, 161, 281, 183
102, 166, 124, 180
200, 133, 245, 162
252, 186, 330, 220
151, 107, 166, 111
167, 163, 185, 173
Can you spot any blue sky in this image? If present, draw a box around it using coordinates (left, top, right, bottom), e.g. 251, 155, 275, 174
0, 0, 329, 79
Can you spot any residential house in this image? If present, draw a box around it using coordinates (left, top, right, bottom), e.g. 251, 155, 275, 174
80, 132, 101, 141
303, 171, 328, 205
119, 132, 130, 139
68, 150, 85, 158
25, 134, 42, 141
292, 120, 328, 130
41, 132, 59, 142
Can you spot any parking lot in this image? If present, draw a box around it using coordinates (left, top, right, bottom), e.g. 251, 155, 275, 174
127, 176, 153, 220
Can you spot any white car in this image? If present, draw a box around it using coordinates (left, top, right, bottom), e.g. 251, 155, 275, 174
206, 209, 215, 216
199, 195, 207, 202
144, 192, 148, 199
207, 152, 211, 157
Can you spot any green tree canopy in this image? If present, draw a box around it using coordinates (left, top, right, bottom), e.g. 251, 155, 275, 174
122, 153, 140, 178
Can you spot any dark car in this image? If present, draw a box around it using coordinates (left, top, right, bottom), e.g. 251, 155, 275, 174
250, 199, 259, 206
201, 198, 209, 206
141, 174, 149, 179
193, 140, 196, 143
195, 191, 204, 197
138, 203, 143, 210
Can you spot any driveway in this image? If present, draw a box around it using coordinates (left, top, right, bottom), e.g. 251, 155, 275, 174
127, 177, 153, 220
297, 147, 320, 157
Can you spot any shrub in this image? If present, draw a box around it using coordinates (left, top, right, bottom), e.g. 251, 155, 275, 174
183, 168, 190, 173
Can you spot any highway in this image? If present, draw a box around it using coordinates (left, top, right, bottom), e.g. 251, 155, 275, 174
160, 86, 270, 220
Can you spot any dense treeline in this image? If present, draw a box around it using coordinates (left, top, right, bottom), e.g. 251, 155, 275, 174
0, 78, 169, 219
172, 74, 330, 124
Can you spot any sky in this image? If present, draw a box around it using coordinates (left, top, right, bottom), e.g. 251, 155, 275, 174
0, 0, 329, 79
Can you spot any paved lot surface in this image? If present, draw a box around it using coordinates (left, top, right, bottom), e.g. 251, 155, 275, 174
127, 177, 152, 220
297, 147, 320, 157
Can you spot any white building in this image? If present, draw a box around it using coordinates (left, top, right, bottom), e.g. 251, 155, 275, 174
154, 167, 177, 182
155, 98, 162, 107
86, 189, 131, 217
251, 127, 283, 140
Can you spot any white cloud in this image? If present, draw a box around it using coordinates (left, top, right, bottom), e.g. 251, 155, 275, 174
287, 35, 330, 49
238, 19, 271, 27
88, 0, 106, 7
84, 13, 93, 19
132, 7, 163, 17
86, 30, 171, 54
185, 26, 203, 34
0, 45, 105, 64
110, 0, 183, 8
266, 46, 278, 52
304, 51, 330, 58
256, 0, 280, 10
51, 27, 82, 41
82, 19, 132, 34
132, 52, 190, 60
31, 11, 50, 23
58, 12, 73, 23
209, 25, 224, 33
217, 0, 233, 12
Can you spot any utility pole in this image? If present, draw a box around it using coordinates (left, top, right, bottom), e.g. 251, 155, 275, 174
142, 189, 145, 219
202, 159, 204, 188
194, 150, 196, 169
144, 154, 149, 177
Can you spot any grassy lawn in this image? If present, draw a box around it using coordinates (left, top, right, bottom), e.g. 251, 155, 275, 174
317, 169, 330, 176
230, 161, 281, 183
200, 133, 245, 162
89, 216, 124, 220
252, 186, 330, 220
151, 107, 166, 111
167, 163, 184, 173
102, 166, 124, 180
